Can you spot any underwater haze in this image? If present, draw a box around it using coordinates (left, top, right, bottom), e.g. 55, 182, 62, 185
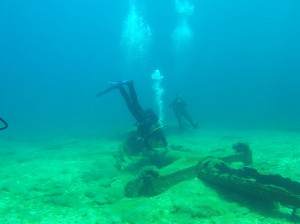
1, 0, 300, 138
2, 1, 300, 224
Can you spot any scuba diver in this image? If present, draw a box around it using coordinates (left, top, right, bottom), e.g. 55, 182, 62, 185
0, 116, 8, 130
170, 94, 198, 131
97, 80, 170, 170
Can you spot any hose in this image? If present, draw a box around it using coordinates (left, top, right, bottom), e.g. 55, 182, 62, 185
0, 117, 8, 130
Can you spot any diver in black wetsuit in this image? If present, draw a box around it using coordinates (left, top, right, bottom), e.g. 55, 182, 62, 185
170, 94, 198, 131
0, 116, 8, 130
97, 80, 180, 170
97, 80, 168, 152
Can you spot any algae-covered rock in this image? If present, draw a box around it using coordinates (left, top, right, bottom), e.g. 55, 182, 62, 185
81, 170, 105, 182
1, 181, 17, 192
105, 178, 125, 203
94, 194, 108, 205
32, 180, 71, 194
84, 190, 98, 199
1, 181, 31, 196
121, 204, 161, 224
81, 165, 118, 183
169, 180, 226, 219
98, 178, 113, 188
45, 193, 81, 207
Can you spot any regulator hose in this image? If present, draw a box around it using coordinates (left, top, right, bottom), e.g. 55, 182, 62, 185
0, 117, 8, 130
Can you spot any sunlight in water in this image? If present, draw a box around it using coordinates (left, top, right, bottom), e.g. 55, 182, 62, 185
172, 19, 193, 54
121, 0, 152, 63
172, 0, 194, 55
175, 0, 194, 16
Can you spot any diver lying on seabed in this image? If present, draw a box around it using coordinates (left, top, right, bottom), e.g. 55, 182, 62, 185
97, 80, 176, 171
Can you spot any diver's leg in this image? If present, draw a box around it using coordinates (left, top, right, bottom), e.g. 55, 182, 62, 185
175, 112, 184, 130
126, 81, 145, 122
127, 80, 139, 104
118, 85, 145, 123
183, 111, 198, 129
118, 85, 131, 105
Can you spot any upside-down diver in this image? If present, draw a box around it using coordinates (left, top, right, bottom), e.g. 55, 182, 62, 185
97, 80, 174, 170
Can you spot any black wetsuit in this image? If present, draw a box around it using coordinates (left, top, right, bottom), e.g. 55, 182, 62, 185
118, 81, 145, 124
170, 96, 197, 130
118, 81, 167, 150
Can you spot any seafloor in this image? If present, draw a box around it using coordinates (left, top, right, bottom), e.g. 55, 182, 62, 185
0, 128, 299, 224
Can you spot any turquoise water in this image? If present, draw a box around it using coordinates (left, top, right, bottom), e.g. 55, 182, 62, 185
1, 0, 300, 137
1, 1, 300, 223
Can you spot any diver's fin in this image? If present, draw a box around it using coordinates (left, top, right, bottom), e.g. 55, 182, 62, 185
96, 80, 130, 97
96, 85, 119, 97
108, 80, 130, 85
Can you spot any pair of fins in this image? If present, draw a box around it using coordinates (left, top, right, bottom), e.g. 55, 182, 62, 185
96, 80, 130, 97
